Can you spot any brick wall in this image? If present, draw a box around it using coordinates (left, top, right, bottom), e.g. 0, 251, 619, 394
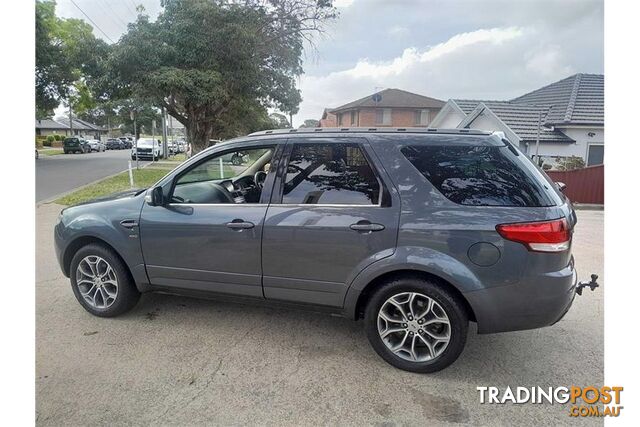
329, 107, 440, 127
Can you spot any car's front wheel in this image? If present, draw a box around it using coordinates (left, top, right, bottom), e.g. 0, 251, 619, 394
364, 276, 468, 373
69, 244, 141, 317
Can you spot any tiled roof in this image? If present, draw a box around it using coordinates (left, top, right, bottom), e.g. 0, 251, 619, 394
477, 102, 574, 143
56, 118, 104, 131
452, 99, 508, 114
35, 118, 68, 130
511, 73, 604, 125
332, 88, 445, 112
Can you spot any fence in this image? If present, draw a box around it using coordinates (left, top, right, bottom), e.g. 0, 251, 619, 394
546, 164, 604, 205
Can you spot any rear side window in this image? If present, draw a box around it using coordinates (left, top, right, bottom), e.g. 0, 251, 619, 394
400, 145, 554, 207
283, 143, 380, 205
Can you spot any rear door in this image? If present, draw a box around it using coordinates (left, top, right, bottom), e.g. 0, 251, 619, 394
262, 138, 400, 307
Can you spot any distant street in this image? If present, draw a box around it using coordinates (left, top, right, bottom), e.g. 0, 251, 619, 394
36, 149, 150, 202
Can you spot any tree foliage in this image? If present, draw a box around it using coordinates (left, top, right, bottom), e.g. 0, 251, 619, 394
35, 0, 110, 118
299, 119, 320, 128
109, 0, 336, 151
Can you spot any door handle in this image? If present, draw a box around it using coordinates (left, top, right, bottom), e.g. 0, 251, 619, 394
226, 220, 255, 230
120, 219, 139, 229
350, 221, 385, 232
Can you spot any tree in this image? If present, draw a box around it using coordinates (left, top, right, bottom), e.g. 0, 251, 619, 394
36, 0, 72, 117
36, 1, 111, 118
109, 0, 336, 152
299, 119, 319, 128
556, 156, 586, 171
269, 113, 291, 129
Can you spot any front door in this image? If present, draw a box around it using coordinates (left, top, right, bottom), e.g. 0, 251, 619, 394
139, 143, 281, 297
262, 138, 400, 307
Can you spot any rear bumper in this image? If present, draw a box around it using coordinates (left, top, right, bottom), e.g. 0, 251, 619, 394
465, 258, 578, 334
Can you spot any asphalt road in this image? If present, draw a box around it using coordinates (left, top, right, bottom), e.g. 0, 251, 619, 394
36, 206, 603, 426
35, 149, 150, 202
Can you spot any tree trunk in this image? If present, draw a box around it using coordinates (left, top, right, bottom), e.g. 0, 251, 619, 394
186, 119, 213, 153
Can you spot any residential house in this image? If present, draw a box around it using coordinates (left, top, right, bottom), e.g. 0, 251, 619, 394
319, 109, 337, 127
431, 73, 604, 168
35, 118, 70, 137
320, 88, 445, 128
36, 117, 108, 139
56, 118, 108, 140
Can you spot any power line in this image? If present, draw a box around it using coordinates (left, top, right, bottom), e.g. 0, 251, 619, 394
98, 0, 129, 29
94, 0, 127, 34
69, 0, 115, 43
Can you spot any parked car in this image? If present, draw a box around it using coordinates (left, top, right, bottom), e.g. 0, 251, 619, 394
131, 138, 163, 160
54, 128, 586, 373
106, 138, 124, 150
63, 137, 90, 154
87, 139, 106, 152
119, 137, 133, 149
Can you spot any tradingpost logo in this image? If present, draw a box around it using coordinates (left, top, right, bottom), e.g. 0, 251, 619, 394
477, 386, 624, 417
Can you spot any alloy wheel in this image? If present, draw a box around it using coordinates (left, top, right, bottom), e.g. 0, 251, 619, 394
377, 292, 451, 362
75, 255, 118, 309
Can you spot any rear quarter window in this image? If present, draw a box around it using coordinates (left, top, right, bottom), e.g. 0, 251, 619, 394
400, 145, 555, 207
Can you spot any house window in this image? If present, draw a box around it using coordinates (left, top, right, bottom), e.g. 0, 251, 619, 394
587, 145, 604, 166
337, 113, 343, 126
376, 108, 392, 125
350, 111, 357, 126
415, 109, 429, 125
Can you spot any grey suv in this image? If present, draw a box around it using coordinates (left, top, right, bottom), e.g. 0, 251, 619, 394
54, 128, 579, 372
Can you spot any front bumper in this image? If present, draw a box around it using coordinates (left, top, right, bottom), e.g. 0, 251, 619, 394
465, 258, 578, 334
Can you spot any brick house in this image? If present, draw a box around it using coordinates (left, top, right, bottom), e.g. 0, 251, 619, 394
320, 88, 445, 128
319, 108, 337, 127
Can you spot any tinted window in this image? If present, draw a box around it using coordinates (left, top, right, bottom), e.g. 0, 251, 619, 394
401, 145, 554, 207
283, 143, 380, 205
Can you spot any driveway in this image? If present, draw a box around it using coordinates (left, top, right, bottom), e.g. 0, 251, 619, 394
35, 150, 150, 202
36, 205, 603, 426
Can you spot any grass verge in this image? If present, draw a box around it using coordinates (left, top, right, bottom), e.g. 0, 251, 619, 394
55, 168, 170, 206
38, 149, 65, 156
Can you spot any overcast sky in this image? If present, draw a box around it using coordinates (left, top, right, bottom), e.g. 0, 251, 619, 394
56, 0, 604, 127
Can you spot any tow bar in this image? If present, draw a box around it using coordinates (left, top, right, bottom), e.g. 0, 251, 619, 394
576, 274, 600, 296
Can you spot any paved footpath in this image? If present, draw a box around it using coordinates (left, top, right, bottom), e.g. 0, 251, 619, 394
36, 203, 604, 426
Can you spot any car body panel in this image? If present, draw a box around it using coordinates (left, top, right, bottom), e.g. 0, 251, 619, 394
54, 129, 579, 335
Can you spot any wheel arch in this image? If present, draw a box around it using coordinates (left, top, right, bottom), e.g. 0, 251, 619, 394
63, 235, 126, 277
351, 269, 477, 323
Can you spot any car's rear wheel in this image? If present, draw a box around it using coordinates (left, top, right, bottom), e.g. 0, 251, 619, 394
364, 277, 468, 373
69, 244, 140, 317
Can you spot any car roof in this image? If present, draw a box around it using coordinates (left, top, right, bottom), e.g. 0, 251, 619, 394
247, 127, 492, 137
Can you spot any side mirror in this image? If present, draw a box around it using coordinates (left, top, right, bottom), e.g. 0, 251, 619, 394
556, 181, 567, 192
145, 186, 165, 206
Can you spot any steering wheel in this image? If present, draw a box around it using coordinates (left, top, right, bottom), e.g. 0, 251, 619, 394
210, 182, 236, 203
254, 171, 267, 188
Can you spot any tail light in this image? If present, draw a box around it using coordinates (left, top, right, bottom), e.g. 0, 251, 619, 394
496, 218, 570, 252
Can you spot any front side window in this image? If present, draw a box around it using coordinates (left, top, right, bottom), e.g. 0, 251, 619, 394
401, 145, 554, 207
171, 146, 274, 204
282, 143, 380, 205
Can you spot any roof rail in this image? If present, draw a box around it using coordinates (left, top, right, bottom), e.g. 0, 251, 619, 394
247, 127, 492, 137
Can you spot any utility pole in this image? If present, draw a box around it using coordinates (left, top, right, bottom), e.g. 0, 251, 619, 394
131, 110, 139, 170
162, 107, 168, 159
535, 111, 542, 166
152, 119, 156, 162
69, 103, 74, 135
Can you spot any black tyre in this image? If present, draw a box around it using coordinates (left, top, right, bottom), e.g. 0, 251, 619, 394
69, 243, 141, 317
364, 276, 468, 373
231, 154, 241, 165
